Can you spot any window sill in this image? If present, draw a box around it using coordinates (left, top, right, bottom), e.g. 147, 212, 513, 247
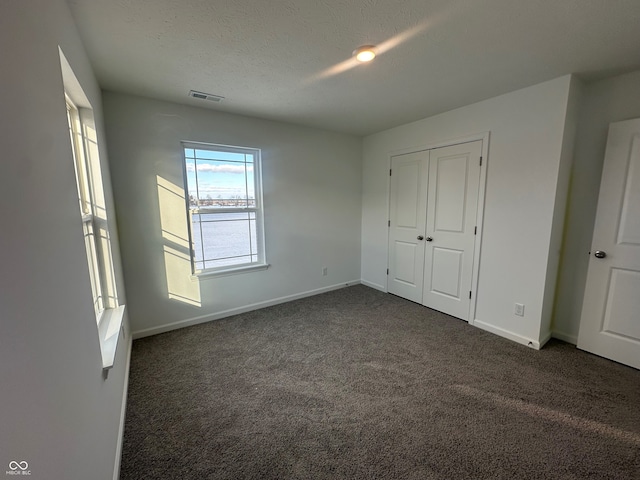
98, 305, 126, 371
191, 263, 270, 281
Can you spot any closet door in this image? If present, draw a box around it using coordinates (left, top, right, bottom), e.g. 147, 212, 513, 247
387, 151, 429, 303
423, 141, 482, 320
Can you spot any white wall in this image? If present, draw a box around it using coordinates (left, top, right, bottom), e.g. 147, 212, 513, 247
361, 76, 575, 347
0, 2, 131, 480
102, 92, 362, 336
539, 76, 583, 340
553, 69, 640, 343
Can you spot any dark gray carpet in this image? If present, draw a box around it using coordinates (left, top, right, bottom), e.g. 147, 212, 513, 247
120, 285, 640, 479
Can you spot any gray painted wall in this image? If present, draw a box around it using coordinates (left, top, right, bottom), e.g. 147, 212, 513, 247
102, 92, 362, 336
0, 1, 131, 479
553, 69, 640, 343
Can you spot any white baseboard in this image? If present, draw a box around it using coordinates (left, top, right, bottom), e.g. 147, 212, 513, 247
132, 280, 361, 339
473, 319, 544, 350
539, 330, 552, 348
360, 279, 386, 292
551, 330, 578, 345
113, 333, 133, 480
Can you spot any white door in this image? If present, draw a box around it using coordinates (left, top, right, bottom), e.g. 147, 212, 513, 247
423, 141, 482, 320
577, 118, 640, 370
388, 151, 429, 303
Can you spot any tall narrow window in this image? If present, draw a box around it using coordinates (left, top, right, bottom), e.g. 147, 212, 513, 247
61, 46, 124, 370
183, 142, 266, 274
67, 98, 107, 320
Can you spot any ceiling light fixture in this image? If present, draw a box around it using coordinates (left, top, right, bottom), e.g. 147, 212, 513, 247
353, 45, 377, 63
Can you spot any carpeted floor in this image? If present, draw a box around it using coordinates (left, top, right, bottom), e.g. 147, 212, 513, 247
120, 285, 640, 479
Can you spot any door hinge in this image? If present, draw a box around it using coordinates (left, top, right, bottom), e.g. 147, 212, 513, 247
389, 169, 392, 176
474, 226, 477, 235
387, 268, 389, 275
480, 156, 483, 166
469, 291, 472, 299
388, 220, 391, 227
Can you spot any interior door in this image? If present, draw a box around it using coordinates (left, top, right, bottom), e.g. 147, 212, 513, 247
387, 151, 429, 303
423, 141, 482, 320
577, 118, 640, 370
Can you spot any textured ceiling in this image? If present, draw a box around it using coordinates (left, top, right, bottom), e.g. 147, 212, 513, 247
67, 0, 640, 136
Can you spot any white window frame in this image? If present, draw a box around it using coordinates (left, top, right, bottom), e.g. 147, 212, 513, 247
182, 141, 267, 277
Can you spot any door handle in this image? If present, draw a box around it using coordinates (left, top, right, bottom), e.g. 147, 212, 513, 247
594, 250, 606, 259
417, 235, 424, 240
426, 236, 433, 242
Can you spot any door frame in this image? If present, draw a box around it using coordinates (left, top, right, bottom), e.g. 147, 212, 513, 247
385, 132, 490, 325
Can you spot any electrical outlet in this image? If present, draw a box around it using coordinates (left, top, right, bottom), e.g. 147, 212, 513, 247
515, 303, 525, 316
322, 267, 328, 276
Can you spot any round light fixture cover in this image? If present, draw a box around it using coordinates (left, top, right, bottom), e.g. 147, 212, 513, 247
353, 45, 377, 62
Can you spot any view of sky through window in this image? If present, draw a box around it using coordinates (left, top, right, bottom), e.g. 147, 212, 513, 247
185, 148, 254, 206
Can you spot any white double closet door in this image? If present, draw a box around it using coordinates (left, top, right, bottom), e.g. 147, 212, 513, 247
388, 141, 482, 321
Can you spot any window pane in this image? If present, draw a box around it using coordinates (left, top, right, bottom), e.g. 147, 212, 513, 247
245, 166, 255, 202
83, 220, 104, 317
185, 158, 198, 207
205, 256, 253, 270
191, 159, 249, 208
191, 214, 204, 263
194, 149, 245, 162
249, 218, 257, 256
201, 213, 251, 263
67, 106, 92, 215
185, 148, 195, 159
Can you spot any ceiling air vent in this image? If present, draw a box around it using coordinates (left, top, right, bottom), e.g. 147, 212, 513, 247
188, 90, 224, 103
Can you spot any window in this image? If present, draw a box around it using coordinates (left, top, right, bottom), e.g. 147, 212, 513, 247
67, 96, 123, 368
67, 98, 115, 320
61, 47, 124, 371
183, 142, 266, 275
